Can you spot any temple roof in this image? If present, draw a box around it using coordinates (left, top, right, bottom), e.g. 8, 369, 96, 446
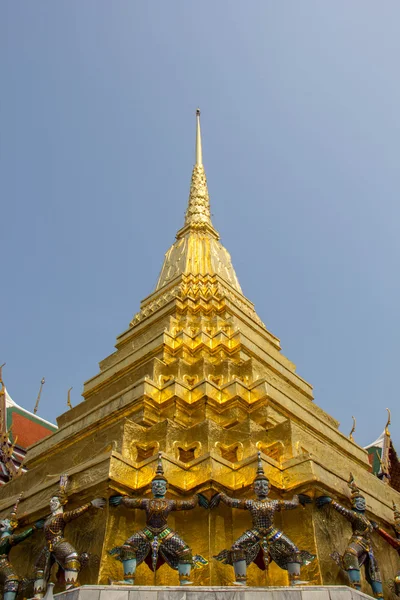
155, 110, 242, 294
0, 375, 57, 484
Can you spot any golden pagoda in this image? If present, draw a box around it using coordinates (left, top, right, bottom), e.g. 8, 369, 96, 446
0, 110, 399, 595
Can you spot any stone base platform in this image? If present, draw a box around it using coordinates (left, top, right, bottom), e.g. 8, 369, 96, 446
46, 585, 374, 600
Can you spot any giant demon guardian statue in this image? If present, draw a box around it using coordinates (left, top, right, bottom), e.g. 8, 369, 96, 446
0, 494, 43, 600
33, 474, 105, 599
317, 473, 383, 599
212, 452, 315, 586
109, 453, 207, 586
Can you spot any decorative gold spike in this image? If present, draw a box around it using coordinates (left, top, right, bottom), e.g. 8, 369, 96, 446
385, 408, 391, 436
67, 387, 73, 410
349, 416, 356, 442
0, 363, 5, 385
33, 377, 45, 414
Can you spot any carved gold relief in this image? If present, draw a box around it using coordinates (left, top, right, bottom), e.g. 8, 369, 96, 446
215, 442, 244, 463
131, 442, 160, 463
173, 441, 202, 463
257, 441, 285, 464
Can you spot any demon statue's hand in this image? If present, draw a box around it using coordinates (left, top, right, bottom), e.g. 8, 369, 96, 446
209, 493, 221, 509
370, 520, 378, 530
34, 519, 45, 530
298, 494, 312, 506
109, 496, 123, 507
316, 496, 332, 508
91, 498, 106, 510
197, 493, 209, 509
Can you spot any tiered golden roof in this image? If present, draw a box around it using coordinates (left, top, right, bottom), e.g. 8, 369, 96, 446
0, 111, 399, 591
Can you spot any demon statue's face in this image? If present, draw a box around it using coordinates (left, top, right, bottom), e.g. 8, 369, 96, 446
152, 480, 167, 498
353, 496, 366, 512
254, 479, 269, 499
0, 519, 12, 536
50, 496, 62, 513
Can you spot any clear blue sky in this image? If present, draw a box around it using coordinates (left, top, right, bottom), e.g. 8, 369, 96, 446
1, 2, 399, 449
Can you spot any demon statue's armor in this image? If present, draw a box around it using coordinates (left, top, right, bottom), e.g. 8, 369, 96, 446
212, 452, 315, 586
371, 501, 400, 596
33, 474, 105, 599
0, 494, 43, 600
109, 452, 207, 586
317, 473, 383, 599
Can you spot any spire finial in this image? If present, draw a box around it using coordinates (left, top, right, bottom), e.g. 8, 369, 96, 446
196, 108, 202, 166
183, 110, 212, 228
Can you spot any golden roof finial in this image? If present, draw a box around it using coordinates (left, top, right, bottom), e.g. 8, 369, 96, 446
196, 108, 203, 166
67, 387, 73, 410
349, 416, 356, 442
385, 407, 391, 436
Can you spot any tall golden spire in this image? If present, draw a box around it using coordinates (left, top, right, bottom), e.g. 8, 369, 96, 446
154, 109, 243, 293
184, 109, 213, 228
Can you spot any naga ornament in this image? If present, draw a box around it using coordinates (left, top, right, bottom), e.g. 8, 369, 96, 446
317, 473, 383, 599
109, 452, 207, 586
33, 474, 105, 599
0, 493, 43, 600
213, 452, 315, 586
